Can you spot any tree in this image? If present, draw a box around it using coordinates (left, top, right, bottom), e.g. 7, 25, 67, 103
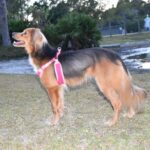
0, 0, 11, 46
116, 0, 132, 33
116, 0, 146, 33
67, 0, 104, 19
6, 0, 30, 20
48, 1, 69, 24
27, 0, 105, 27
28, 1, 49, 28
143, 1, 150, 15
101, 7, 117, 36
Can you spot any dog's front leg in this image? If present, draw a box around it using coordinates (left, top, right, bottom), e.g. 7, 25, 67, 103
47, 86, 64, 126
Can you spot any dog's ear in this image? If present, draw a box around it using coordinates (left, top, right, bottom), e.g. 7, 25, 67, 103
36, 28, 41, 31
33, 29, 47, 51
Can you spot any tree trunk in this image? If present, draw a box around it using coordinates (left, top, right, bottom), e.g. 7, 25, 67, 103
0, 0, 11, 46
137, 19, 141, 32
108, 21, 112, 37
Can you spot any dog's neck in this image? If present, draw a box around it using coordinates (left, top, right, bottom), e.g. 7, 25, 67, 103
30, 43, 57, 60
27, 43, 57, 72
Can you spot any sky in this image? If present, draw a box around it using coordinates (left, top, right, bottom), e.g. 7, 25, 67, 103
104, 0, 119, 9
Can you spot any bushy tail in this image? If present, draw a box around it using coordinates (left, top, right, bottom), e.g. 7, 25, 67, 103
131, 85, 147, 111
121, 74, 147, 112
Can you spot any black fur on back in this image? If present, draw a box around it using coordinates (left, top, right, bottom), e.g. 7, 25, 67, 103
58, 48, 128, 78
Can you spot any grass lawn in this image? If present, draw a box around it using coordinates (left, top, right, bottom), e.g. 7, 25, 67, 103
101, 32, 150, 45
0, 73, 150, 150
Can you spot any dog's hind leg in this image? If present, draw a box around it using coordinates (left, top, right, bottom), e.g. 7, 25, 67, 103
105, 90, 122, 126
96, 79, 122, 126
47, 86, 64, 126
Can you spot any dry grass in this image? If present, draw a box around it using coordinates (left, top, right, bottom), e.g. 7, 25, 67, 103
0, 73, 150, 150
101, 32, 150, 45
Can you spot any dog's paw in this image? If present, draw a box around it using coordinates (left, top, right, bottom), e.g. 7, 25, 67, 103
45, 117, 51, 126
123, 110, 135, 119
104, 119, 116, 127
51, 116, 61, 126
45, 117, 58, 126
123, 113, 128, 118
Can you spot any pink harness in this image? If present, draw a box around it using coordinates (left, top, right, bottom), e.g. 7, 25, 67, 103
36, 47, 65, 85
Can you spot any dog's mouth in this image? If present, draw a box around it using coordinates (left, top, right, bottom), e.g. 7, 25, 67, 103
13, 40, 25, 47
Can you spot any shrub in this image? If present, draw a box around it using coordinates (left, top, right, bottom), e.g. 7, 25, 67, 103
44, 24, 61, 47
44, 12, 101, 50
9, 20, 31, 32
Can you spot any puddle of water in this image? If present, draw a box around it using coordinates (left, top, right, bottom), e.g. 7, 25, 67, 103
121, 47, 150, 59
142, 62, 150, 69
120, 47, 150, 71
0, 47, 150, 74
0, 58, 33, 74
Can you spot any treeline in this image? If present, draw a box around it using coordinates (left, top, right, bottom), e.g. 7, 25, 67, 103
1, 0, 150, 49
5, 0, 104, 50
102, 0, 150, 33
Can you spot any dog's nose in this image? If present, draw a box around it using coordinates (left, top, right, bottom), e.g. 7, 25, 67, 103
12, 32, 16, 37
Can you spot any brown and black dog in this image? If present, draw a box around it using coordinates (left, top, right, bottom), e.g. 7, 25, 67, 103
12, 28, 147, 126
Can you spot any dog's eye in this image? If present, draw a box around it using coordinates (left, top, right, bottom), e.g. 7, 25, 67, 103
24, 32, 27, 35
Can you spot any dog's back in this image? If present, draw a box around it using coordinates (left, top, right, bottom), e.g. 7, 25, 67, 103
59, 48, 127, 78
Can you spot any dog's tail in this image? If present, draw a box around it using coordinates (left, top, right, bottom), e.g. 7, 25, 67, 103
121, 73, 147, 112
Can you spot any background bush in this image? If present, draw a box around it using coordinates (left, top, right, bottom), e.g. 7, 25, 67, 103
8, 20, 31, 42
9, 20, 31, 32
44, 12, 101, 51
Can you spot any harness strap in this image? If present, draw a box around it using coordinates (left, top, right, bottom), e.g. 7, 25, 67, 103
36, 58, 55, 77
36, 47, 65, 85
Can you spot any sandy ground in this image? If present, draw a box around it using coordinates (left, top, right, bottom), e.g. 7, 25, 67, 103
0, 73, 150, 150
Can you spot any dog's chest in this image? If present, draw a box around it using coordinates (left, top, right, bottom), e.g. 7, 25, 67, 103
28, 56, 38, 72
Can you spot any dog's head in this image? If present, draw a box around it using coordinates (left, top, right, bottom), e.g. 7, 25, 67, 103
12, 28, 47, 54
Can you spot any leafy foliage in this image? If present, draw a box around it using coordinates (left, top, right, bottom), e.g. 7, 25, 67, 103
8, 20, 31, 42
9, 20, 31, 32
44, 13, 101, 50
48, 1, 70, 24
67, 0, 104, 19
1, 0, 150, 47
101, 0, 148, 33
27, 1, 50, 27
27, 0, 104, 27
6, 0, 30, 20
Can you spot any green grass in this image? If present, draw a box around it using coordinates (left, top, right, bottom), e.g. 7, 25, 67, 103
101, 32, 150, 45
0, 73, 150, 150
0, 46, 26, 60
